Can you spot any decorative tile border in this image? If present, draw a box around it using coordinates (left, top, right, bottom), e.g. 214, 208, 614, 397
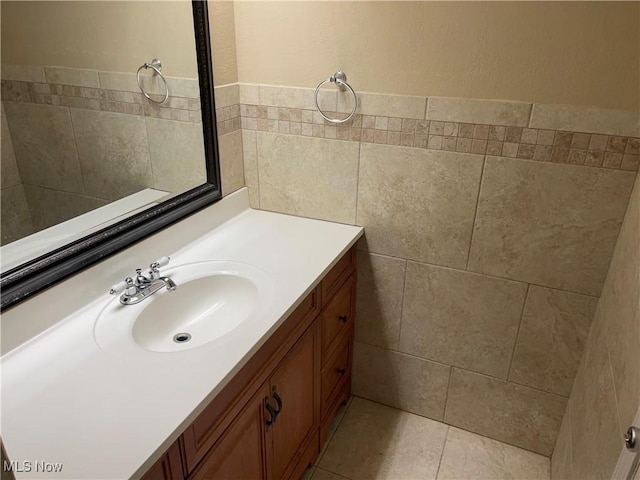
1, 79, 203, 124
238, 104, 640, 172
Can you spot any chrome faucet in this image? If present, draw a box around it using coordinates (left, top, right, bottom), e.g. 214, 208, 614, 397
109, 256, 177, 305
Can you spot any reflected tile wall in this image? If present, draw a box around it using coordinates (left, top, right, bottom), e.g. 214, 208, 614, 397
0, 65, 237, 245
0, 103, 33, 244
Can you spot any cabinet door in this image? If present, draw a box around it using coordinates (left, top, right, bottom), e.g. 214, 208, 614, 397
141, 442, 183, 480
191, 383, 270, 480
268, 324, 318, 480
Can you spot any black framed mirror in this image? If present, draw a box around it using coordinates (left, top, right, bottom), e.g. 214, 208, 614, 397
0, 1, 221, 311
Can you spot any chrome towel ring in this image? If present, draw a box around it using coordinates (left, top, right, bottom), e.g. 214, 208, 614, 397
136, 59, 169, 105
314, 71, 358, 124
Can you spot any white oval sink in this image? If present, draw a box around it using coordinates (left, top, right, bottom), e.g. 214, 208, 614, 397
94, 261, 273, 354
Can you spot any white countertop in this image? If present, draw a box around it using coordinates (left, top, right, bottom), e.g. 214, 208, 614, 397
0, 189, 363, 479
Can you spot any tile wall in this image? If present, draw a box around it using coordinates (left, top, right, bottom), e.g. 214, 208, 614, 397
0, 64, 213, 241
217, 82, 639, 457
1, 103, 33, 244
551, 170, 640, 479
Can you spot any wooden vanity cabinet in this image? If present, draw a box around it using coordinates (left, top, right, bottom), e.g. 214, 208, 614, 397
142, 247, 356, 480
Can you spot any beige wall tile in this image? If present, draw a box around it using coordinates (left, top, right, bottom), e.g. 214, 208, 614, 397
238, 83, 260, 105
318, 397, 448, 479
352, 342, 450, 421
468, 156, 636, 296
1, 104, 21, 188
23, 184, 59, 231
1, 64, 46, 82
426, 97, 532, 127
4, 102, 84, 194
241, 130, 259, 208
145, 117, 206, 194
357, 144, 483, 269
218, 130, 245, 196
438, 427, 550, 480
44, 67, 99, 88
530, 103, 640, 138
551, 405, 573, 480
445, 368, 567, 456
98, 71, 200, 98
338, 91, 426, 119
599, 176, 640, 434
0, 185, 33, 245
568, 307, 622, 480
54, 190, 108, 222
256, 132, 359, 224
509, 286, 597, 396
355, 252, 406, 349
71, 108, 153, 201
259, 85, 336, 112
213, 83, 239, 108
399, 262, 527, 379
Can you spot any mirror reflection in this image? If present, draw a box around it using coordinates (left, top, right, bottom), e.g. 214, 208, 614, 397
0, 1, 207, 271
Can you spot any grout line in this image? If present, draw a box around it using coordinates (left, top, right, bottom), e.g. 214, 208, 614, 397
442, 367, 453, 422
465, 154, 486, 270
66, 106, 89, 198
434, 424, 450, 480
357, 249, 599, 299
238, 129, 247, 190
394, 258, 409, 350
143, 117, 157, 190
353, 138, 362, 225
314, 466, 351, 480
357, 338, 570, 399
527, 103, 534, 128
506, 283, 530, 381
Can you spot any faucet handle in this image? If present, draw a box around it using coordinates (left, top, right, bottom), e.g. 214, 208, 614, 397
110, 277, 135, 295
150, 256, 170, 271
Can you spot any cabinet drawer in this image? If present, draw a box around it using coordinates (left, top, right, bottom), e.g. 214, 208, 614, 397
321, 247, 356, 307
321, 336, 351, 412
321, 273, 355, 361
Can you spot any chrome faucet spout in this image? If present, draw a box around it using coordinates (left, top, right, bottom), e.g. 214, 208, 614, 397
160, 277, 177, 291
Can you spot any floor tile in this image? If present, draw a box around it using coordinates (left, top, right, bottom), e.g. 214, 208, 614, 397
311, 467, 351, 480
318, 397, 448, 479
437, 427, 550, 479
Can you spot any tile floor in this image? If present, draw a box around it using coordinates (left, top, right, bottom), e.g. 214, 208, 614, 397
305, 397, 550, 480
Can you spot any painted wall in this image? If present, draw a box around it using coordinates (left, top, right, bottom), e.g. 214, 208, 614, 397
551, 171, 640, 479
233, 1, 640, 111
1, 1, 198, 78
210, 0, 239, 85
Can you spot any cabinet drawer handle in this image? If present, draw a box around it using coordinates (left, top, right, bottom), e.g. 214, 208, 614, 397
336, 368, 346, 375
338, 315, 348, 323
272, 387, 283, 421
265, 399, 276, 428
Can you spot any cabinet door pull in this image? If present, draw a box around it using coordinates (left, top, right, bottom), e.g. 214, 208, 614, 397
272, 387, 283, 422
338, 315, 348, 323
336, 368, 346, 375
265, 398, 276, 428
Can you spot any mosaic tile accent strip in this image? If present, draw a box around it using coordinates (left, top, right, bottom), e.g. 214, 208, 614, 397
238, 104, 640, 172
0, 79, 213, 126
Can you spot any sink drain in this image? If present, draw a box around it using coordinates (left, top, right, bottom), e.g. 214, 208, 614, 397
173, 332, 192, 343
